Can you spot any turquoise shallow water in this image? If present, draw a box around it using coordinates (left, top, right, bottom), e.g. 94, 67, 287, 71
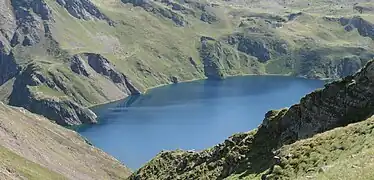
77, 76, 324, 170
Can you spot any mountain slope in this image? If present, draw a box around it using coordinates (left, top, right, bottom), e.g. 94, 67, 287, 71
0, 102, 131, 180
2, 0, 374, 125
0, 145, 66, 180
128, 60, 374, 179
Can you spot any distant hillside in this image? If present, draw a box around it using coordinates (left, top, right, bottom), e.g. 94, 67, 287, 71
1, 0, 374, 125
0, 102, 131, 179
129, 59, 374, 179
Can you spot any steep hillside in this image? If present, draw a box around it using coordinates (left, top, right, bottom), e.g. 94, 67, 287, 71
2, 0, 374, 125
0, 145, 66, 180
0, 102, 131, 179
129, 60, 374, 179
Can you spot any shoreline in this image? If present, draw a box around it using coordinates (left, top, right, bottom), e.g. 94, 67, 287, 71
86, 73, 333, 109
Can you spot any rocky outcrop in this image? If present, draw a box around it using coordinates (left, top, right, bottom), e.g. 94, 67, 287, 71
288, 12, 303, 21
200, 37, 225, 80
200, 11, 217, 24
237, 37, 270, 62
130, 60, 374, 179
353, 4, 374, 14
83, 53, 141, 95
340, 16, 374, 40
199, 36, 264, 79
0, 0, 17, 52
70, 54, 90, 76
8, 63, 97, 126
11, 0, 52, 21
121, 0, 187, 26
0, 51, 20, 86
266, 60, 374, 144
5, 0, 53, 47
25, 96, 97, 126
226, 33, 288, 63
294, 47, 373, 79
56, 0, 114, 25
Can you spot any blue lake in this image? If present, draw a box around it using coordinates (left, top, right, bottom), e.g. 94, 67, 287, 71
76, 76, 324, 170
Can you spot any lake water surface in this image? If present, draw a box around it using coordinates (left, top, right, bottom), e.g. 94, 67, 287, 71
77, 76, 324, 170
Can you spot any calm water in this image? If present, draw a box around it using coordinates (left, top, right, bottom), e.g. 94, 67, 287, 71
77, 76, 324, 170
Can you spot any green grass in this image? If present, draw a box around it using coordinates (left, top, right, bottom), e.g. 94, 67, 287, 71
29, 85, 66, 98
6, 0, 373, 110
227, 116, 374, 180
0, 145, 66, 180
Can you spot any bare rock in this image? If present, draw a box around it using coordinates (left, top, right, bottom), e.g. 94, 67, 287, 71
57, 0, 114, 25
70, 55, 90, 76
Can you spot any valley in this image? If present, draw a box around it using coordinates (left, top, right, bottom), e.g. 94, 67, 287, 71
1, 0, 374, 179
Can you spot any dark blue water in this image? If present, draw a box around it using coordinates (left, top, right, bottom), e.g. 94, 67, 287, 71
77, 76, 324, 170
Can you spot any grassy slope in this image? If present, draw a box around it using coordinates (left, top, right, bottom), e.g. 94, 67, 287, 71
228, 116, 374, 180
130, 115, 374, 180
4, 0, 374, 111
0, 145, 66, 180
47, 0, 374, 99
0, 102, 131, 179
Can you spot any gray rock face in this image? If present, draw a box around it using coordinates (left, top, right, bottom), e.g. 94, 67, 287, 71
237, 38, 270, 62
121, 0, 187, 26
200, 37, 225, 80
27, 97, 97, 126
70, 55, 90, 76
8, 0, 52, 47
0, 51, 20, 86
84, 53, 141, 95
8, 63, 97, 126
87, 53, 122, 82
11, 0, 52, 21
227, 34, 288, 63
200, 11, 217, 24
295, 48, 373, 79
288, 12, 303, 21
0, 0, 17, 52
264, 60, 374, 144
57, 0, 113, 25
340, 16, 374, 39
354, 5, 374, 14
